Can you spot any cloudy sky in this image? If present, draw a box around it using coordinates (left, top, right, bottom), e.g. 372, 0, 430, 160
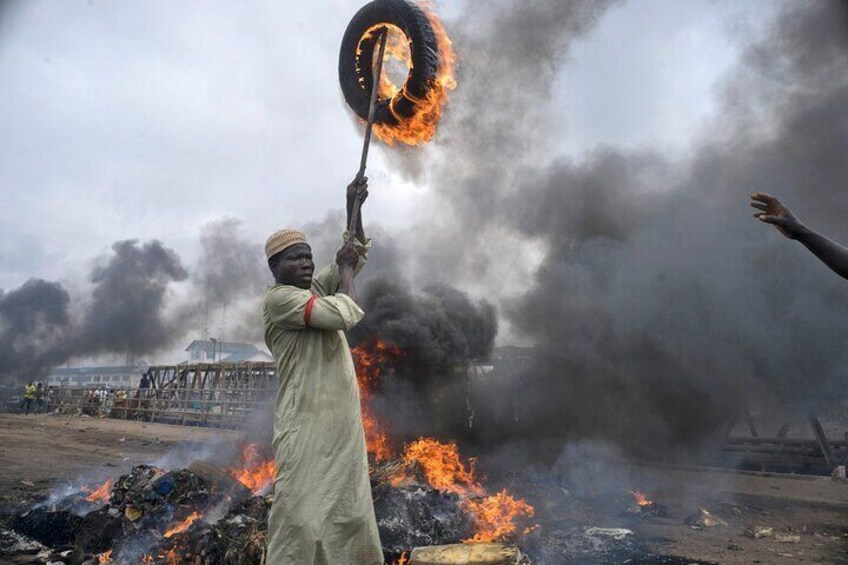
1, 0, 767, 293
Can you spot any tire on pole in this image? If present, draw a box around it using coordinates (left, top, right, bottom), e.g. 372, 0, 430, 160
339, 0, 441, 127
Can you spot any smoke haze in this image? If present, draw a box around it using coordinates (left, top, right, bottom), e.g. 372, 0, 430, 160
395, 0, 848, 455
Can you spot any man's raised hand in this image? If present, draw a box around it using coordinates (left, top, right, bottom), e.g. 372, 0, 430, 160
751, 192, 804, 239
336, 242, 359, 271
347, 176, 369, 209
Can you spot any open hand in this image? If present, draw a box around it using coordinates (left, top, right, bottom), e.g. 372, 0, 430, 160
751, 192, 804, 239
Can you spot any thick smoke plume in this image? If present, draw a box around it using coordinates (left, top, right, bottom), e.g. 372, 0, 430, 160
351, 277, 497, 380
75, 239, 188, 355
348, 276, 497, 440
0, 240, 189, 382
0, 280, 72, 380
389, 0, 848, 456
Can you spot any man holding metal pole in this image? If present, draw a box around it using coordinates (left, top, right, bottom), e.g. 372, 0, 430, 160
261, 176, 381, 564
260, 24, 390, 563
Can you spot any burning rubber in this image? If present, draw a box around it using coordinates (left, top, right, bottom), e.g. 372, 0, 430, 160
339, 0, 456, 145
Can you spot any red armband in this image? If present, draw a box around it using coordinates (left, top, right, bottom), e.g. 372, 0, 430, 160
304, 295, 319, 326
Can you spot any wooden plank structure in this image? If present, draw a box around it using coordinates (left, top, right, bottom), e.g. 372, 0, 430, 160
52, 362, 277, 428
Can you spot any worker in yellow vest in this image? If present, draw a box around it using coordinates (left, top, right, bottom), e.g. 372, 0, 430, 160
23, 382, 36, 415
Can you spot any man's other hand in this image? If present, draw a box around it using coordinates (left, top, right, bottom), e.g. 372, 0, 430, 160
336, 243, 359, 271
751, 192, 805, 239
347, 176, 369, 208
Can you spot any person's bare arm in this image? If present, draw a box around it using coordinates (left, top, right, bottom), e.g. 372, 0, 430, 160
751, 192, 848, 280
346, 176, 368, 244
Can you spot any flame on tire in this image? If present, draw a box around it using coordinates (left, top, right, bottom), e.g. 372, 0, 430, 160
357, 2, 456, 146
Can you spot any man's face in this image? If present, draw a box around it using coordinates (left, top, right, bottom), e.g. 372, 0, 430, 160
272, 243, 314, 289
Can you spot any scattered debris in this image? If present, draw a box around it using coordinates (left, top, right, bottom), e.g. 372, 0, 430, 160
373, 482, 471, 560
11, 508, 82, 546
744, 526, 774, 539
684, 508, 727, 529
583, 527, 634, 541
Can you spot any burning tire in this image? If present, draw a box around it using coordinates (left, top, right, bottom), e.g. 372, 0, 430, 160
339, 0, 454, 145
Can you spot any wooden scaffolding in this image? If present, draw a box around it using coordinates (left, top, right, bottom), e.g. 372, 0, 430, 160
109, 362, 277, 428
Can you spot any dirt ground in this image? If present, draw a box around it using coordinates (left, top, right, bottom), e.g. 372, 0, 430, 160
627, 464, 848, 564
0, 413, 241, 507
1, 413, 846, 564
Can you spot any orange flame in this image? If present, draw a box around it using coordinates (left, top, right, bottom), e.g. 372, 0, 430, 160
358, 2, 457, 146
141, 555, 154, 564
163, 511, 201, 538
465, 490, 536, 543
84, 479, 113, 504
352, 337, 403, 397
160, 548, 181, 565
630, 489, 655, 507
399, 438, 484, 497
362, 409, 394, 463
352, 338, 403, 462
355, 339, 534, 542
227, 443, 275, 495
396, 438, 534, 542
394, 551, 410, 565
96, 549, 112, 564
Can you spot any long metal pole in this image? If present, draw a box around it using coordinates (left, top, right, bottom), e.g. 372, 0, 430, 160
348, 26, 388, 241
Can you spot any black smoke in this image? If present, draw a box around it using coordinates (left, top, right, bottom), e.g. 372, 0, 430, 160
0, 240, 191, 383
387, 0, 848, 456
74, 240, 188, 355
503, 1, 848, 454
349, 276, 497, 440
351, 277, 497, 379
0, 279, 72, 380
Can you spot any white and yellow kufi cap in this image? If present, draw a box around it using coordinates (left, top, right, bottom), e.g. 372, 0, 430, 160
265, 228, 308, 259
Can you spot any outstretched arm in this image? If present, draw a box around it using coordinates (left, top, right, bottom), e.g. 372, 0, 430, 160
751, 192, 848, 280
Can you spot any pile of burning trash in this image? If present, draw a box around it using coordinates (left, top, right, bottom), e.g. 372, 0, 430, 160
1, 337, 541, 564
6, 458, 271, 565
1, 452, 720, 565
2, 439, 532, 565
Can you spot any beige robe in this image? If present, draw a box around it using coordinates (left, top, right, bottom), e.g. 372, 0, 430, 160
262, 235, 382, 565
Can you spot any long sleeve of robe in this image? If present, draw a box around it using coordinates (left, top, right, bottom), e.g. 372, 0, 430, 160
262, 233, 383, 565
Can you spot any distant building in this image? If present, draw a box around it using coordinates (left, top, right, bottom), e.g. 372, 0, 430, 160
184, 340, 273, 363
45, 364, 148, 388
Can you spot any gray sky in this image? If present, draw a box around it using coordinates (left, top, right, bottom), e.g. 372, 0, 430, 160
0, 0, 768, 293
